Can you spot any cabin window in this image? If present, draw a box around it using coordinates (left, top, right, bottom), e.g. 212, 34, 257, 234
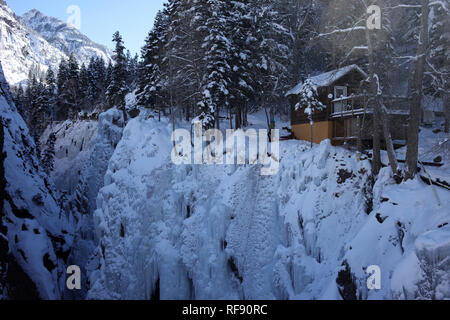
334, 86, 348, 113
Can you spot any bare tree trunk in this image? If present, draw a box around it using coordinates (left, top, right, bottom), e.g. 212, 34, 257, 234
381, 104, 400, 180
366, 26, 381, 175
372, 106, 382, 175
445, 92, 449, 133
235, 105, 242, 129
405, 0, 429, 180
186, 103, 190, 122
216, 105, 220, 130
357, 116, 362, 161
168, 56, 176, 147
243, 103, 248, 127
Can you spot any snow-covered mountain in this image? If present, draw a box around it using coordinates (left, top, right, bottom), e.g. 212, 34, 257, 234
21, 9, 112, 68
0, 3, 66, 86
0, 61, 74, 299
0, 3, 112, 86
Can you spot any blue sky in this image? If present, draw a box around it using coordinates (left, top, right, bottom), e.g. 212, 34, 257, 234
7, 0, 166, 56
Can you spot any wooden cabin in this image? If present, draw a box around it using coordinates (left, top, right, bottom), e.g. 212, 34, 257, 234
286, 65, 410, 148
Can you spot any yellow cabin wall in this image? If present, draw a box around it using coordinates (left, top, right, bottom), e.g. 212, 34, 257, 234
292, 121, 333, 144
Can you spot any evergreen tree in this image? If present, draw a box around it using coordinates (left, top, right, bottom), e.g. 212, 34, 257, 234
25, 74, 46, 157
13, 84, 26, 118
87, 56, 107, 108
295, 78, 326, 147
228, 0, 254, 127
137, 10, 168, 110
107, 31, 129, 109
249, 0, 290, 118
128, 53, 139, 88
41, 132, 56, 175
105, 61, 113, 91
57, 54, 80, 119
200, 0, 233, 129
43, 68, 57, 122
79, 64, 90, 110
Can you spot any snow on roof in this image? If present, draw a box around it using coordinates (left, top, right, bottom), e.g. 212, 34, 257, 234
286, 65, 368, 97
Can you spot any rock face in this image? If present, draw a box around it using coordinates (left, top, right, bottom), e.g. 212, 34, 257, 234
0, 3, 111, 86
0, 61, 73, 299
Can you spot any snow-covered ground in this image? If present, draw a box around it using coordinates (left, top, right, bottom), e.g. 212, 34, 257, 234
85, 108, 449, 300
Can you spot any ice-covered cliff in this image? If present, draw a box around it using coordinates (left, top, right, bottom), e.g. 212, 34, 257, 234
39, 108, 125, 299
86, 111, 449, 300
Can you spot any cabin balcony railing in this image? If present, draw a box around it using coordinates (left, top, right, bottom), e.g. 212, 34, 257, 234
331, 94, 368, 118
331, 94, 410, 118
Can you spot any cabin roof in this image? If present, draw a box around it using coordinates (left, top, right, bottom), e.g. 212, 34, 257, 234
286, 64, 368, 97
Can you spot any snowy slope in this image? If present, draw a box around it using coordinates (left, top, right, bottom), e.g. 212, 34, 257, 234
21, 9, 112, 67
0, 61, 74, 299
87, 111, 449, 300
0, 3, 67, 85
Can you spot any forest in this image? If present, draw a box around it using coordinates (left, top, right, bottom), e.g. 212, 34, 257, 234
11, 0, 449, 181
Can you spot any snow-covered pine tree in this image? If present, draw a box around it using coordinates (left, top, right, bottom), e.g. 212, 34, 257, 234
137, 10, 168, 111
295, 78, 326, 141
79, 64, 90, 111
57, 53, 80, 119
228, 0, 254, 128
163, 0, 186, 133
56, 59, 69, 120
200, 0, 233, 129
295, 78, 325, 147
43, 68, 57, 123
128, 53, 139, 89
105, 61, 113, 96
67, 53, 81, 116
181, 0, 209, 122
87, 56, 107, 109
13, 84, 26, 119
125, 50, 138, 89
25, 74, 46, 155
195, 89, 215, 130
248, 0, 290, 120
107, 31, 129, 110
41, 132, 56, 175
